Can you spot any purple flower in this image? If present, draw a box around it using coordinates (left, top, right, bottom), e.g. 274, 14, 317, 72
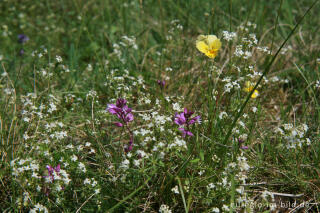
18, 34, 29, 44
107, 98, 134, 126
178, 128, 194, 137
107, 98, 135, 153
157, 80, 165, 89
45, 164, 61, 181
188, 115, 201, 125
114, 122, 123, 127
174, 108, 201, 137
19, 49, 25, 56
238, 138, 248, 150
174, 112, 186, 125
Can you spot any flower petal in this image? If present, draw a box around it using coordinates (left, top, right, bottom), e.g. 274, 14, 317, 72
196, 41, 208, 54
114, 122, 123, 127
210, 37, 222, 50
251, 90, 259, 98
207, 35, 218, 45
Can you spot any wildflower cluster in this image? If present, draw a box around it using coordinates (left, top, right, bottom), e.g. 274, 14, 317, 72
174, 108, 201, 137
276, 123, 310, 149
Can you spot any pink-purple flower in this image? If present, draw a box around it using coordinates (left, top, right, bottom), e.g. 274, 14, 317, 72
107, 98, 134, 127
18, 34, 29, 44
45, 164, 60, 181
157, 80, 165, 89
174, 108, 201, 137
238, 138, 248, 150
107, 98, 135, 152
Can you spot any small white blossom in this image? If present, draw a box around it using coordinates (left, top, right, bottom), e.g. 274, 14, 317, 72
171, 185, 179, 194
56, 55, 62, 63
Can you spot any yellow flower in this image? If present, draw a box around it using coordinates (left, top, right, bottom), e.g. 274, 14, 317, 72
243, 81, 259, 99
196, 35, 221, 59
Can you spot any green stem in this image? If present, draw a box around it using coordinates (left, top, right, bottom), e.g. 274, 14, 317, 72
107, 174, 153, 212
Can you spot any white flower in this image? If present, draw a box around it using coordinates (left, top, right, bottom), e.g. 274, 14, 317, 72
84, 178, 91, 185
56, 184, 63, 192
222, 31, 237, 41
207, 183, 215, 189
222, 204, 229, 211
159, 204, 172, 213
136, 150, 148, 158
172, 103, 182, 111
171, 185, 179, 194
212, 207, 220, 213
251, 107, 257, 113
78, 162, 86, 173
23, 117, 30, 122
198, 170, 205, 176
235, 45, 244, 57
236, 186, 244, 194
120, 159, 130, 169
56, 55, 62, 63
237, 156, 250, 171
222, 177, 228, 186
71, 155, 78, 162
219, 112, 228, 119
31, 203, 48, 213
165, 67, 173, 72
133, 159, 140, 167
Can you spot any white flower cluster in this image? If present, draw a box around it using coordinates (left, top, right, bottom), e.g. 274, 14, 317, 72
222, 77, 241, 93
171, 185, 179, 194
112, 35, 138, 61
159, 204, 172, 213
222, 31, 237, 41
238, 21, 257, 32
11, 158, 40, 177
276, 123, 310, 149
168, 136, 187, 150
234, 45, 252, 59
83, 178, 100, 194
29, 203, 49, 213
167, 19, 183, 41
256, 46, 271, 54
121, 35, 138, 50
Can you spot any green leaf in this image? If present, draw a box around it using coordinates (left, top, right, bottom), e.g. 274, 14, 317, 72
190, 158, 200, 163
200, 150, 204, 161
151, 29, 163, 44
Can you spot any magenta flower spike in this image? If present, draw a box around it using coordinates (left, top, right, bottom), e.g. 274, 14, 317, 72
238, 138, 248, 150
45, 164, 61, 181
107, 98, 135, 152
107, 98, 134, 127
157, 80, 165, 89
174, 108, 201, 137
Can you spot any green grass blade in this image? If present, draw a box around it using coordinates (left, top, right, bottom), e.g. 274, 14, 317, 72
176, 176, 188, 213
106, 175, 152, 212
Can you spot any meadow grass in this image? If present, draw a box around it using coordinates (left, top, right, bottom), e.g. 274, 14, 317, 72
0, 0, 320, 212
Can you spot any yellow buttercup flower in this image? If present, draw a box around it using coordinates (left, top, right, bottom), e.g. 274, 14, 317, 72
196, 35, 221, 59
244, 81, 259, 99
